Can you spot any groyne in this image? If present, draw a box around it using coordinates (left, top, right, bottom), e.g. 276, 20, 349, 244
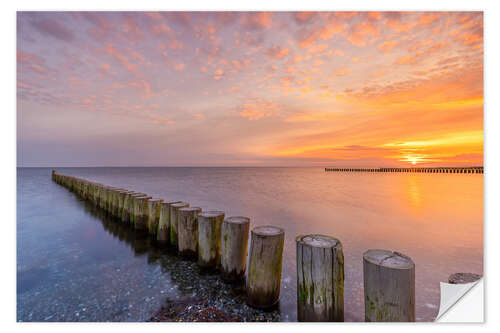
325, 167, 483, 174
51, 169, 476, 322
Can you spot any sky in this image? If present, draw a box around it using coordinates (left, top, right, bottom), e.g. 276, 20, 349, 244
17, 11, 483, 167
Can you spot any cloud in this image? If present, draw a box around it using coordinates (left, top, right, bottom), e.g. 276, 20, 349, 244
297, 16, 345, 48
173, 63, 185, 71
241, 12, 273, 30
418, 12, 441, 26
30, 15, 74, 42
396, 55, 416, 65
345, 19, 380, 47
264, 45, 289, 59
307, 43, 328, 55
331, 68, 352, 77
105, 43, 142, 77
293, 12, 316, 25
235, 98, 282, 120
377, 40, 398, 53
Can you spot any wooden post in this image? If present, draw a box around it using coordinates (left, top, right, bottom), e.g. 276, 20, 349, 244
121, 191, 135, 224
363, 249, 415, 322
178, 207, 202, 257
127, 193, 145, 225
221, 216, 250, 282
147, 198, 164, 236
247, 225, 285, 309
116, 190, 128, 220
133, 195, 151, 231
296, 234, 344, 322
157, 200, 181, 244
197, 210, 225, 269
169, 202, 189, 248
448, 273, 481, 284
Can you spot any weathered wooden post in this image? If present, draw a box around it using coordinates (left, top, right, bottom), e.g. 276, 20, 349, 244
121, 191, 135, 224
221, 216, 250, 282
198, 210, 225, 269
363, 249, 415, 322
178, 207, 202, 257
157, 200, 181, 244
296, 234, 344, 322
448, 273, 482, 284
115, 189, 127, 218
128, 193, 146, 224
247, 225, 285, 309
169, 202, 189, 248
133, 195, 151, 231
147, 198, 164, 236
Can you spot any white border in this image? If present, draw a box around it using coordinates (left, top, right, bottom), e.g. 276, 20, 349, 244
3, 0, 498, 332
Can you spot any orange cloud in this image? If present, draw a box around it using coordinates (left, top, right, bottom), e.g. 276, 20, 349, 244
307, 43, 328, 55
396, 56, 416, 65
173, 63, 185, 71
331, 68, 352, 77
377, 40, 398, 53
346, 20, 380, 46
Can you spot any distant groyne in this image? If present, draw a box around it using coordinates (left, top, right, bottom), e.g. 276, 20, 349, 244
51, 169, 479, 322
325, 167, 483, 174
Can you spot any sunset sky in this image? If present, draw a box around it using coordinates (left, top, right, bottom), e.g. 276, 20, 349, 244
17, 11, 483, 167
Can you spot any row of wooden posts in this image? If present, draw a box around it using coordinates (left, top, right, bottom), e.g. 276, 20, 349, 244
325, 167, 483, 174
52, 170, 416, 322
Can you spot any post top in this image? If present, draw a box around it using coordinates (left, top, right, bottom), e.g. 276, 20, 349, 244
162, 200, 182, 205
171, 202, 189, 208
252, 225, 284, 236
448, 272, 482, 284
363, 249, 414, 269
179, 207, 201, 213
296, 234, 341, 249
148, 198, 164, 203
199, 210, 225, 218
224, 216, 250, 225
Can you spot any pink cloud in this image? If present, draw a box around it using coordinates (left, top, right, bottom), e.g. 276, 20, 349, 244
30, 16, 74, 42
241, 12, 274, 30
235, 98, 282, 120
168, 39, 184, 50
307, 43, 328, 55
264, 45, 290, 59
297, 16, 345, 48
105, 43, 142, 78
294, 12, 316, 25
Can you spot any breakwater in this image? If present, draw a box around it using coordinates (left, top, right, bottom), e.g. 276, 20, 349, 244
325, 167, 483, 173
51, 169, 469, 322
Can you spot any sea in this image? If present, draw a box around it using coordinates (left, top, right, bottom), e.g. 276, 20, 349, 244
17, 167, 483, 322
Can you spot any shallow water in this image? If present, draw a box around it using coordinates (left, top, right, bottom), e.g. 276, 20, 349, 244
17, 167, 483, 322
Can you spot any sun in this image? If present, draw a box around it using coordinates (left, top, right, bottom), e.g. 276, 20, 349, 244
402, 155, 422, 165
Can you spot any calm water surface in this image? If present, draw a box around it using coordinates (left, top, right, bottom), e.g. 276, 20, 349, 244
17, 167, 483, 322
